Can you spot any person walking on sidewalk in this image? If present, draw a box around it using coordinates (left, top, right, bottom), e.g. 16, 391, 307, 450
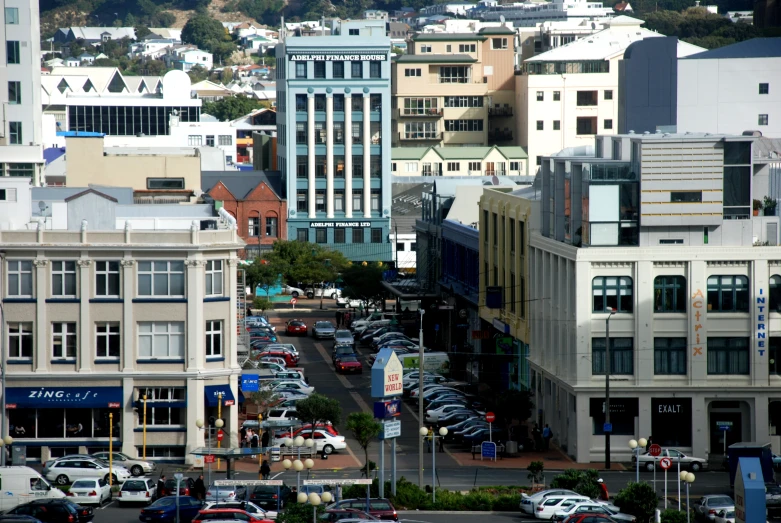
260, 460, 271, 480
597, 479, 609, 501
542, 424, 552, 451
532, 423, 542, 451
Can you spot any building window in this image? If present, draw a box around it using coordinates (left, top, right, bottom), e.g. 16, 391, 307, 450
316, 190, 325, 212
137, 261, 185, 297
536, 91, 544, 101
371, 228, 382, 243
265, 216, 278, 237
404, 68, 421, 77
759, 114, 769, 126
671, 191, 702, 203
296, 123, 306, 144
353, 191, 363, 212
218, 135, 232, 146
707, 275, 749, 312
335, 191, 344, 212
53, 322, 77, 360
295, 62, 306, 78
248, 216, 260, 236
491, 38, 508, 49
352, 95, 363, 112
351, 61, 363, 78
138, 322, 184, 359
553, 91, 560, 101
5, 7, 19, 24
8, 322, 32, 359
760, 83, 769, 94
654, 276, 685, 313
296, 94, 307, 112
315, 228, 327, 244
297, 191, 307, 212
604, 90, 613, 100
509, 272, 516, 313
7, 260, 32, 296
205, 260, 223, 296
352, 228, 364, 243
333, 122, 344, 144
536, 120, 543, 131
8, 81, 20, 104
444, 96, 483, 108
333, 61, 344, 78
576, 91, 598, 106
96, 323, 120, 359
592, 276, 633, 313
439, 66, 470, 84
654, 337, 686, 375
9, 122, 21, 144
188, 135, 203, 146
6, 41, 20, 64
553, 120, 560, 130
536, 156, 542, 166
296, 228, 308, 242
420, 45, 432, 53
468, 161, 480, 171
314, 61, 325, 79
52, 261, 77, 297
591, 338, 633, 375
447, 162, 459, 172
205, 320, 222, 357
371, 190, 380, 212
604, 119, 613, 130
397, 242, 405, 252
95, 261, 120, 297
576, 117, 597, 135
443, 119, 482, 132
458, 44, 476, 53
137, 387, 185, 426
349, 28, 359, 35
771, 275, 781, 312
370, 61, 381, 78
206, 135, 215, 147
147, 178, 184, 190
315, 94, 326, 112
707, 337, 749, 374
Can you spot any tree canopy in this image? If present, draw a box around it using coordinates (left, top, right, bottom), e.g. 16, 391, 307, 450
340, 264, 386, 306
642, 7, 761, 48
295, 393, 342, 431
346, 412, 382, 472
202, 96, 271, 122
261, 240, 349, 288
181, 14, 235, 62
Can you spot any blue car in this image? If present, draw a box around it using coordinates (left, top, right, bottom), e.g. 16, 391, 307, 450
139, 497, 203, 523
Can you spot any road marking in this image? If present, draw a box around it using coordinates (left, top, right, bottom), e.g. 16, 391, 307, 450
313, 342, 353, 390
271, 471, 284, 479
100, 500, 116, 510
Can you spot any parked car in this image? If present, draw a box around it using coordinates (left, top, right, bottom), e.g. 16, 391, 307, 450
553, 502, 636, 522
161, 477, 196, 497
325, 499, 397, 521
693, 496, 735, 522
319, 509, 378, 522
313, 322, 336, 339
333, 345, 357, 364
264, 344, 300, 358
255, 350, 297, 367
533, 495, 591, 520
249, 331, 278, 344
265, 408, 299, 422
634, 448, 708, 472
278, 424, 340, 439
336, 297, 362, 308
248, 485, 291, 510
274, 429, 346, 454
520, 490, 580, 515
334, 330, 354, 346
7, 500, 87, 523
286, 320, 308, 336
204, 485, 247, 502
201, 500, 277, 520
305, 285, 342, 299
65, 479, 111, 506
139, 496, 202, 523
713, 509, 735, 523
192, 509, 272, 523
336, 355, 363, 374
91, 452, 156, 477
283, 285, 306, 298
117, 478, 156, 505
766, 483, 781, 509
44, 458, 131, 485
562, 515, 616, 523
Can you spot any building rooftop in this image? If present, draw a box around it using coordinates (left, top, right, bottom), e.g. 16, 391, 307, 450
202, 171, 284, 200
477, 26, 515, 34
116, 203, 215, 218
395, 53, 476, 63
103, 146, 199, 156
32, 186, 135, 206
682, 37, 781, 60
391, 145, 528, 160
411, 32, 488, 41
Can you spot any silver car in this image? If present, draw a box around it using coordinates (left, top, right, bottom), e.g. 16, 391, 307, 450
206, 484, 247, 502
334, 329, 354, 346
312, 321, 336, 339
92, 451, 157, 476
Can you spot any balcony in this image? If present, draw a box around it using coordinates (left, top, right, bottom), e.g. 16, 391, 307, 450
488, 129, 513, 142
485, 170, 507, 177
488, 106, 513, 117
398, 108, 443, 118
399, 132, 442, 142
422, 168, 443, 176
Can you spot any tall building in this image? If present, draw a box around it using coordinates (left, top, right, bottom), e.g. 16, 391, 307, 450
276, 20, 392, 262
527, 132, 781, 463
391, 27, 517, 147
1, 1, 44, 183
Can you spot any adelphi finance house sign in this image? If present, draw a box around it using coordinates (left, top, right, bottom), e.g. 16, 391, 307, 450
290, 54, 387, 61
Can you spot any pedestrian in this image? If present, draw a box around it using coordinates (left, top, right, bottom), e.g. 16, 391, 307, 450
261, 430, 270, 450
438, 432, 445, 453
344, 312, 351, 327
247, 306, 253, 318
193, 474, 206, 501
532, 423, 542, 452
260, 460, 271, 480
542, 424, 552, 451
597, 479, 609, 501
645, 436, 653, 451
156, 475, 166, 500
426, 427, 434, 453
336, 310, 343, 327
245, 428, 253, 448
240, 426, 247, 448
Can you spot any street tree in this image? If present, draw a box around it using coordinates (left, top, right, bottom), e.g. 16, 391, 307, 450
340, 263, 386, 307
295, 393, 342, 432
202, 96, 271, 121
247, 389, 279, 418
245, 257, 286, 297
615, 482, 659, 523
182, 14, 227, 50
346, 412, 382, 473
264, 240, 348, 288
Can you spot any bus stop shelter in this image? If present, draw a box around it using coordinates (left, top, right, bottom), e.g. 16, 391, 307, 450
214, 480, 284, 511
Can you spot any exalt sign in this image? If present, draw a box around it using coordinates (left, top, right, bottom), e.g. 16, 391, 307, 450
290, 54, 387, 61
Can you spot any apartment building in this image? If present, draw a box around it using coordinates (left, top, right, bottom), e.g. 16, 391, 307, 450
527, 132, 781, 463
515, 18, 612, 63
516, 16, 703, 170
276, 20, 393, 262
391, 145, 528, 177
0, 178, 243, 462
1, 1, 44, 184
474, 0, 614, 26
391, 27, 517, 147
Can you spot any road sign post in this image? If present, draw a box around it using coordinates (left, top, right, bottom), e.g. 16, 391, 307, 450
717, 421, 732, 456
485, 412, 495, 443
290, 297, 297, 309
649, 444, 662, 493
660, 457, 672, 508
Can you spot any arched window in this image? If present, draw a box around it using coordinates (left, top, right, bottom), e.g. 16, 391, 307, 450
706, 275, 749, 312
592, 276, 633, 313
771, 275, 781, 313
654, 276, 686, 313
265, 212, 279, 238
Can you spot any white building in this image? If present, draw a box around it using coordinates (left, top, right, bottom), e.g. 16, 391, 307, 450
473, 0, 615, 27
677, 38, 781, 138
391, 146, 529, 178
128, 39, 178, 59
516, 16, 704, 170
390, 232, 418, 270
0, 1, 45, 184
526, 132, 781, 463
420, 3, 475, 16
515, 18, 613, 64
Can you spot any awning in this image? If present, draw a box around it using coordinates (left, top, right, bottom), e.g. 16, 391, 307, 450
205, 385, 236, 407
6, 386, 123, 409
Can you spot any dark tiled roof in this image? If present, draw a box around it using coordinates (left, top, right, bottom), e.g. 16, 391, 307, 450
202, 171, 284, 200
682, 37, 781, 60
477, 26, 515, 35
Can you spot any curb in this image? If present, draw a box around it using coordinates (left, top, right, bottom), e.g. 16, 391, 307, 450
397, 511, 524, 515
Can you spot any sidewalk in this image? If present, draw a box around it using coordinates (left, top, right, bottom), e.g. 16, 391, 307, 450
446, 446, 626, 471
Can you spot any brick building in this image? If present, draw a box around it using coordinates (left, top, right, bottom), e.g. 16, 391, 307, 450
202, 171, 286, 257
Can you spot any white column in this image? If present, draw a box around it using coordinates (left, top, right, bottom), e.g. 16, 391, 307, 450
121, 376, 136, 456
121, 259, 135, 372
226, 259, 239, 370
326, 95, 334, 218
363, 94, 371, 219
34, 259, 48, 372
186, 259, 205, 371
307, 94, 316, 218
345, 92, 353, 218
185, 378, 206, 465
78, 259, 91, 373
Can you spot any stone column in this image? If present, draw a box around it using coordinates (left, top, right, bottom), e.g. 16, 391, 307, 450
34, 259, 48, 372
307, 93, 316, 219
78, 259, 92, 372
326, 92, 334, 218
186, 259, 205, 372
363, 92, 371, 219
121, 259, 135, 372
345, 89, 353, 218
226, 259, 239, 370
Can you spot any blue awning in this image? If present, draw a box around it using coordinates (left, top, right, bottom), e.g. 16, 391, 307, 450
204, 385, 236, 407
6, 387, 123, 409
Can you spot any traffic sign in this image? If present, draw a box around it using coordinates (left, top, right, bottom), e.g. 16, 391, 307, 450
659, 457, 672, 470
481, 441, 497, 460
603, 423, 612, 433
204, 455, 215, 464
717, 421, 733, 431
290, 297, 297, 305
649, 443, 662, 457
485, 412, 496, 423
217, 430, 224, 442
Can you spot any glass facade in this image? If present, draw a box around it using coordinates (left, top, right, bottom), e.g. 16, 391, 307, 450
68, 106, 200, 136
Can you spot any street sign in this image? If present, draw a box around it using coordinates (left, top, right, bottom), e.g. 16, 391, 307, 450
204, 455, 215, 464
379, 420, 401, 440
215, 480, 283, 486
603, 423, 612, 433
290, 298, 297, 305
481, 441, 497, 461
717, 421, 733, 431
660, 457, 672, 470
303, 479, 372, 486
217, 430, 224, 442
485, 412, 496, 423
241, 375, 259, 393
649, 444, 663, 457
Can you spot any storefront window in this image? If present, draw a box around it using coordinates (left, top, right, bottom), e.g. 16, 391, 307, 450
38, 408, 64, 438
9, 407, 120, 439
66, 409, 92, 437
589, 397, 637, 435
652, 398, 692, 446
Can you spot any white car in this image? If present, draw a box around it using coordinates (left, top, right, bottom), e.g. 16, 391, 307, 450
337, 297, 362, 308
283, 285, 306, 298
267, 380, 314, 396
265, 408, 298, 422
274, 430, 347, 454
425, 404, 477, 423
203, 500, 278, 520
714, 508, 736, 523
306, 286, 342, 299
45, 457, 132, 485
92, 451, 157, 476
117, 477, 157, 505
533, 495, 591, 520
67, 478, 112, 505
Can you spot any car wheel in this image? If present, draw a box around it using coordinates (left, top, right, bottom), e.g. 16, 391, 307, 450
307, 292, 315, 299
645, 462, 655, 472
131, 465, 144, 476
690, 462, 701, 472
291, 291, 299, 298
323, 444, 335, 455
56, 474, 69, 485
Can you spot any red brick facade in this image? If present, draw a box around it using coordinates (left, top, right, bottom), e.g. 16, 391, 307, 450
207, 180, 286, 254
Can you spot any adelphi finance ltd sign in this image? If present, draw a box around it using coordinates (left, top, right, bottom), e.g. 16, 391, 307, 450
290, 54, 387, 61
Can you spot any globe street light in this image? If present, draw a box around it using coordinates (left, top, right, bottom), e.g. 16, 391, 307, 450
298, 489, 322, 523
683, 472, 695, 523
628, 437, 648, 483
420, 427, 448, 502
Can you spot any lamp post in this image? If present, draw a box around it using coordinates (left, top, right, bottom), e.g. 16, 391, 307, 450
174, 472, 183, 523
604, 308, 615, 469
628, 438, 648, 483
282, 437, 315, 492
320, 259, 331, 310
196, 417, 224, 487
417, 307, 425, 488
0, 435, 13, 468
682, 472, 695, 523
298, 490, 331, 523
419, 427, 447, 502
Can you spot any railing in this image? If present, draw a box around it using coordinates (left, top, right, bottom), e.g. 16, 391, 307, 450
488, 130, 513, 142
399, 132, 442, 141
423, 169, 443, 176
484, 170, 507, 177
398, 108, 443, 118
488, 106, 513, 117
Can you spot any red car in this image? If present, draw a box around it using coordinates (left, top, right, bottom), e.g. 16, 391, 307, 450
326, 499, 397, 521
336, 355, 363, 374
563, 514, 615, 523
277, 423, 340, 439
286, 319, 308, 335
192, 509, 273, 523
256, 349, 297, 366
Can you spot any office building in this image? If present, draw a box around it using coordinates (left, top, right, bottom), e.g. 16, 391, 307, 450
527, 132, 781, 463
276, 20, 392, 261
473, 0, 614, 27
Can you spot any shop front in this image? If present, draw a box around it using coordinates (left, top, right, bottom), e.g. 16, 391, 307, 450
589, 397, 639, 436
204, 384, 236, 436
652, 398, 693, 448
6, 386, 122, 462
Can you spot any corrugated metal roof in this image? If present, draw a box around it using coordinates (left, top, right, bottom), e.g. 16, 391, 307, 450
117, 204, 215, 218
411, 33, 487, 41
681, 37, 781, 60
202, 171, 284, 200
32, 186, 134, 204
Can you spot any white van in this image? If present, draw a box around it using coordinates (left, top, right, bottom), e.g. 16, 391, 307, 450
0, 466, 66, 511
398, 352, 450, 375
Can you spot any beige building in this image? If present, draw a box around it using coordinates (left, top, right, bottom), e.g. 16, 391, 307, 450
391, 145, 528, 177
63, 135, 201, 198
391, 27, 517, 147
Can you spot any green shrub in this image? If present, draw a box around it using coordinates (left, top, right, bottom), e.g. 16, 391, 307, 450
493, 493, 522, 511
661, 509, 690, 523
277, 503, 324, 523
549, 469, 600, 499
462, 491, 494, 511
615, 482, 659, 523
392, 477, 431, 510
431, 490, 465, 511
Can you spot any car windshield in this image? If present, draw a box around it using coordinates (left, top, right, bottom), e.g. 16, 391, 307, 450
340, 356, 359, 363
252, 486, 276, 494
316, 322, 333, 328
709, 496, 734, 506
290, 321, 304, 326
72, 480, 97, 489
124, 481, 148, 491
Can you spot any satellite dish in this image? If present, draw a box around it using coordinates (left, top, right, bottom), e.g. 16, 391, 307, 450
500, 14, 506, 22
38, 201, 46, 211
491, 175, 499, 185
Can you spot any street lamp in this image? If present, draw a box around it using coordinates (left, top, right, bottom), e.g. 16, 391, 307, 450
196, 417, 224, 488
682, 472, 695, 523
0, 435, 14, 466
628, 438, 648, 483
282, 442, 315, 492
419, 427, 447, 502
417, 307, 426, 488
604, 307, 616, 469
298, 489, 331, 523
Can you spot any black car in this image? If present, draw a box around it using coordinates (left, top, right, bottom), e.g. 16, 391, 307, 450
359, 327, 403, 346
162, 477, 196, 497
249, 484, 291, 510
8, 500, 91, 523
332, 345, 357, 363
